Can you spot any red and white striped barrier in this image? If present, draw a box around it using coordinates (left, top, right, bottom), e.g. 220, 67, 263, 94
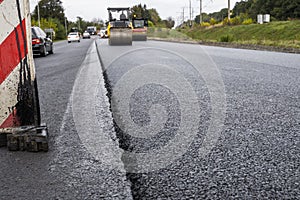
0, 0, 40, 129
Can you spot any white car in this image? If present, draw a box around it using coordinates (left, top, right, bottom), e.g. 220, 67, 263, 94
83, 31, 91, 39
99, 28, 108, 38
67, 32, 80, 43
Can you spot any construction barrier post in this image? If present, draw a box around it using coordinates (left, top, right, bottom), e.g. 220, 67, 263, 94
0, 0, 48, 151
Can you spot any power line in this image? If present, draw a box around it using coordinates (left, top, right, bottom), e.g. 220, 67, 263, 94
180, 7, 188, 24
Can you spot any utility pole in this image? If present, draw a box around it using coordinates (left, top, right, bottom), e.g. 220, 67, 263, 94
64, 17, 68, 37
197, 0, 203, 24
189, 0, 192, 27
37, 0, 40, 27
182, 7, 185, 25
228, 0, 231, 20
77, 16, 81, 31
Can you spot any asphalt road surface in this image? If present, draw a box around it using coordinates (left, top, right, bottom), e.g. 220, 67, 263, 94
0, 37, 132, 199
0, 37, 299, 199
96, 39, 299, 199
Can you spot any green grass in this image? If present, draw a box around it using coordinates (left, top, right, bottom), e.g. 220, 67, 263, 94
182, 21, 300, 49
148, 27, 191, 40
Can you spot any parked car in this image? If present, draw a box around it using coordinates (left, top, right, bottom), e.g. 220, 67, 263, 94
67, 32, 80, 43
31, 26, 53, 56
83, 31, 91, 39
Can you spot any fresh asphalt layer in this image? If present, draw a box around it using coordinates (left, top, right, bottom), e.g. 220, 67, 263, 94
96, 39, 299, 199
0, 37, 299, 199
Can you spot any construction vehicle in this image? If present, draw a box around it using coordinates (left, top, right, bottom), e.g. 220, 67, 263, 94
107, 7, 133, 46
0, 0, 48, 152
132, 15, 148, 41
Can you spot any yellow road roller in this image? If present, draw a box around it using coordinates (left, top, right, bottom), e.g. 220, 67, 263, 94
132, 16, 148, 41
107, 7, 133, 46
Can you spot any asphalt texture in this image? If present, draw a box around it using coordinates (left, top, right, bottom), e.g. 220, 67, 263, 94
0, 37, 132, 199
96, 39, 300, 199
0, 37, 299, 199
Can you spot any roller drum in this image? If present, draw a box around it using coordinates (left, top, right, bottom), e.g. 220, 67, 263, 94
109, 28, 132, 46
132, 32, 147, 41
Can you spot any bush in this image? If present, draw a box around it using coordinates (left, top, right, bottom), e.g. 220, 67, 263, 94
210, 18, 217, 26
220, 34, 234, 42
201, 22, 210, 27
147, 27, 155, 34
239, 13, 250, 22
222, 17, 230, 25
242, 18, 253, 25
230, 16, 242, 25
148, 20, 154, 27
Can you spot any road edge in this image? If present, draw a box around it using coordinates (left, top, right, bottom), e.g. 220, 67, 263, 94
53, 40, 133, 199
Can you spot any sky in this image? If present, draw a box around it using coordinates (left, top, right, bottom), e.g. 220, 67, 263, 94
30, 0, 240, 23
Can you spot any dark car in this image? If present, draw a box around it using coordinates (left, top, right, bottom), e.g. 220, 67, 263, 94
31, 26, 53, 56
